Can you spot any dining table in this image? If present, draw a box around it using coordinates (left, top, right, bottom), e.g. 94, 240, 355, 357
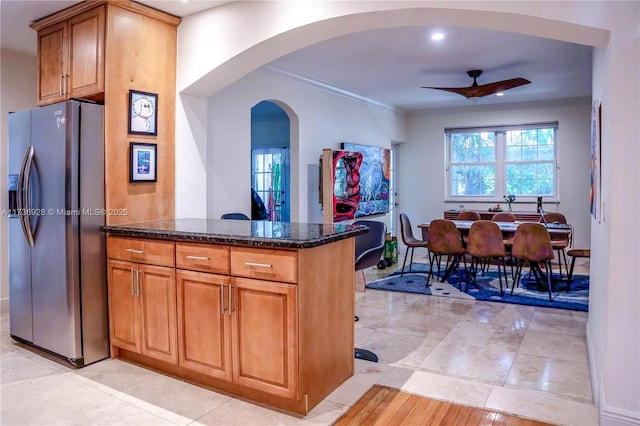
417, 219, 573, 289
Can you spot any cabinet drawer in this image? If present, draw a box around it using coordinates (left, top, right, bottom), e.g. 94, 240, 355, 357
107, 237, 175, 267
176, 242, 229, 274
230, 248, 297, 283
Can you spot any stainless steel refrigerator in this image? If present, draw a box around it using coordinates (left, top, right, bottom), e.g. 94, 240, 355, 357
8, 100, 109, 367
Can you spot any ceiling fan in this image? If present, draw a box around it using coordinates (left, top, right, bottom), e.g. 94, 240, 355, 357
422, 70, 531, 100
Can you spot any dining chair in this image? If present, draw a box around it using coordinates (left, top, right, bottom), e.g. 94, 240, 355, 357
541, 212, 571, 280
426, 219, 466, 290
465, 220, 509, 295
491, 211, 517, 274
456, 210, 481, 247
220, 213, 250, 220
399, 213, 429, 277
510, 222, 556, 301
456, 210, 481, 221
352, 220, 386, 362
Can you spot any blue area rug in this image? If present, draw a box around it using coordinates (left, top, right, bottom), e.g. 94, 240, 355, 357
366, 262, 589, 311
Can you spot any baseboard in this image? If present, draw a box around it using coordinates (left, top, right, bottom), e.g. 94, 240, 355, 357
588, 323, 640, 425
586, 323, 601, 407
600, 406, 640, 425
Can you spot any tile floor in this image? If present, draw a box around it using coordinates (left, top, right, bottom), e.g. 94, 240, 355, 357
0, 254, 597, 425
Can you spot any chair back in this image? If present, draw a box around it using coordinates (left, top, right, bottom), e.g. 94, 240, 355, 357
399, 213, 427, 247
456, 210, 481, 221
511, 223, 554, 262
353, 220, 387, 271
542, 212, 567, 224
490, 212, 517, 222
466, 220, 507, 258
221, 213, 250, 220
541, 212, 570, 243
427, 219, 464, 255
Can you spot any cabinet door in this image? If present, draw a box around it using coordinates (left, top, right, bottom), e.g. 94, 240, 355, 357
138, 264, 178, 364
67, 6, 104, 98
177, 270, 232, 380
107, 260, 140, 353
231, 278, 298, 399
37, 21, 68, 105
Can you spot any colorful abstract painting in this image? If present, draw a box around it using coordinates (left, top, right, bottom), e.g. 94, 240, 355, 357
341, 142, 390, 218
332, 150, 362, 222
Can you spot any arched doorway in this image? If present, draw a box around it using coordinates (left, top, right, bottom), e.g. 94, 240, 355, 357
251, 100, 291, 222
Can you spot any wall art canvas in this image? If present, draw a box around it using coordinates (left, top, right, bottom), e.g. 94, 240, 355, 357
332, 150, 362, 222
341, 142, 390, 217
128, 89, 158, 136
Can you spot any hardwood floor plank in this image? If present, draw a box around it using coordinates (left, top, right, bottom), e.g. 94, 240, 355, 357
384, 394, 422, 425
370, 388, 412, 425
334, 385, 554, 426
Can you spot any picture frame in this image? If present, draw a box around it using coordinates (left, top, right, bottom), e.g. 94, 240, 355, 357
130, 142, 157, 183
128, 89, 158, 136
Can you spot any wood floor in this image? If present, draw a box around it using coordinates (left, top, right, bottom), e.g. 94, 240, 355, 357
333, 385, 554, 426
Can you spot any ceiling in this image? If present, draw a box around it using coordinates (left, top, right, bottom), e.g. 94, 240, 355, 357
1, 1, 593, 111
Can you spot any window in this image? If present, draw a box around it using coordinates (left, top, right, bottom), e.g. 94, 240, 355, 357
446, 123, 558, 201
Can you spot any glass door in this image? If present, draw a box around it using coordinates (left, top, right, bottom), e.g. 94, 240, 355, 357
252, 148, 290, 222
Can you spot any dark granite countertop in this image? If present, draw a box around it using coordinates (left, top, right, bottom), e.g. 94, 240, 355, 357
102, 218, 368, 249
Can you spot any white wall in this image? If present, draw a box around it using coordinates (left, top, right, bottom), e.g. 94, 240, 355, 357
174, 1, 639, 423
401, 97, 592, 249
205, 68, 406, 224
0, 49, 37, 300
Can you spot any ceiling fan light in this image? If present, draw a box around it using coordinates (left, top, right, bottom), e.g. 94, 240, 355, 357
469, 96, 484, 102
496, 92, 504, 97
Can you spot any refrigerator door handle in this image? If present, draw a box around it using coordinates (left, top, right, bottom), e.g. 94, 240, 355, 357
16, 146, 34, 247
22, 146, 36, 248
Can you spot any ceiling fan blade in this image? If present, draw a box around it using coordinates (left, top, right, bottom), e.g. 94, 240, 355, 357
421, 76, 531, 99
473, 78, 531, 97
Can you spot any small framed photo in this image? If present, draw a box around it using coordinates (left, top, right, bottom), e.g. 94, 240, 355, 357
130, 142, 157, 183
128, 89, 158, 136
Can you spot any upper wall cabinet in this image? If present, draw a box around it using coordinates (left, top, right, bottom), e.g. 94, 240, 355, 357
32, 5, 105, 106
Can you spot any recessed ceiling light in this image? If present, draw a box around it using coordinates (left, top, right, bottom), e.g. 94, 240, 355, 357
431, 33, 445, 41
496, 92, 505, 97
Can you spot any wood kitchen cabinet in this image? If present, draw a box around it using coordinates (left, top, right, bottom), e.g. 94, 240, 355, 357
106, 237, 178, 364
104, 226, 357, 415
34, 5, 105, 106
177, 255, 297, 399
107, 260, 177, 364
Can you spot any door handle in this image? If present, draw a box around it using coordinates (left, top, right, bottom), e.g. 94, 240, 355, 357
220, 283, 225, 313
136, 270, 141, 295
131, 269, 135, 295
17, 147, 30, 245
228, 284, 233, 314
244, 262, 272, 268
125, 248, 145, 254
22, 146, 36, 248
59, 74, 63, 96
186, 255, 209, 261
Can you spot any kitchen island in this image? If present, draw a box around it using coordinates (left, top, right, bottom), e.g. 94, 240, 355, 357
102, 219, 366, 415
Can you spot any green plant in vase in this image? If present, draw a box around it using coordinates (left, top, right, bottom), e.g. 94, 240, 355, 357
503, 194, 516, 212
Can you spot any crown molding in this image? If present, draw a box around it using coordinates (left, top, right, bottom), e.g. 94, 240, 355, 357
261, 65, 405, 115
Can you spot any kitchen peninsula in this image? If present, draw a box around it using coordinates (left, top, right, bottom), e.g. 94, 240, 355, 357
102, 219, 366, 415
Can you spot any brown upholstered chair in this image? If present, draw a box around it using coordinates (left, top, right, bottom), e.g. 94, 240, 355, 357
456, 210, 481, 221
511, 222, 556, 301
456, 210, 481, 246
541, 212, 571, 279
465, 220, 510, 295
426, 219, 466, 290
490, 212, 517, 222
399, 213, 429, 277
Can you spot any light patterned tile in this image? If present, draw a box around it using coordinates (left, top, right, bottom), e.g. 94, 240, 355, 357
505, 353, 593, 403
529, 310, 587, 336
418, 340, 516, 385
52, 396, 175, 425
112, 373, 231, 425
398, 370, 494, 408
485, 385, 599, 426
519, 329, 588, 363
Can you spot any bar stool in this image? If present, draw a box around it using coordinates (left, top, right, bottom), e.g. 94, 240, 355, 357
567, 249, 590, 290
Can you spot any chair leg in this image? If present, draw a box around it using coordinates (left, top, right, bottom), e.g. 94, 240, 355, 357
400, 245, 410, 277
408, 247, 415, 272
545, 260, 553, 302
511, 260, 522, 296
567, 255, 577, 292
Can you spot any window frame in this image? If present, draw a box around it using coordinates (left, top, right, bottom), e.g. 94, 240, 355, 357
444, 122, 559, 203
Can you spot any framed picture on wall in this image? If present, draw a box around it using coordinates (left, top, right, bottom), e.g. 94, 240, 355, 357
128, 89, 158, 136
130, 142, 157, 182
